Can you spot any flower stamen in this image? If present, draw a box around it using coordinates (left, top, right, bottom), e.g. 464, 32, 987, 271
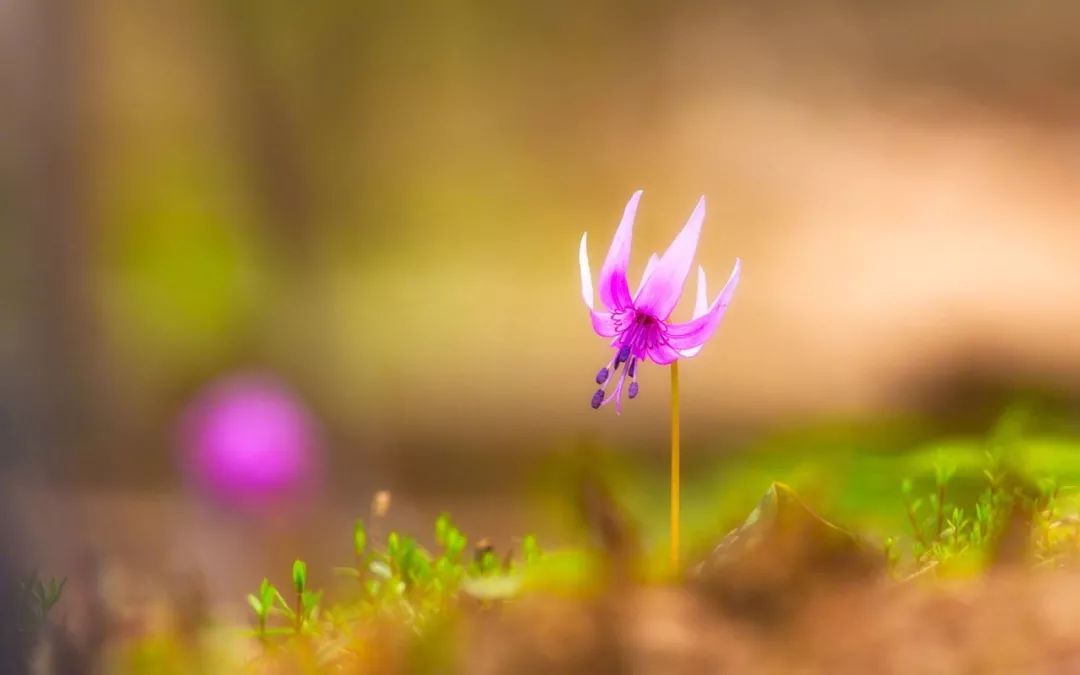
590, 389, 605, 409
589, 350, 643, 412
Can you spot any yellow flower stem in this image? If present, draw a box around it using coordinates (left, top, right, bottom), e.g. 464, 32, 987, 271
670, 360, 681, 574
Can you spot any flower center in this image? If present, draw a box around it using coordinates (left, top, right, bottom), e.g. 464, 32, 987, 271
589, 310, 666, 411
614, 310, 669, 359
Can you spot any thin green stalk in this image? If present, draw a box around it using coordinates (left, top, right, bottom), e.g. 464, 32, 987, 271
936, 484, 946, 541
670, 361, 680, 573
904, 496, 928, 549
295, 589, 303, 634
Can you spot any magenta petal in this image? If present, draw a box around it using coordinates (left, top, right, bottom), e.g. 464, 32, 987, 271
590, 309, 618, 337
647, 343, 682, 365
667, 258, 741, 351
597, 190, 641, 310
634, 196, 705, 319
634, 253, 660, 299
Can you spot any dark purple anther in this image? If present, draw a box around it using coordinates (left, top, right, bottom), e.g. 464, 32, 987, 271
627, 358, 637, 378
590, 389, 605, 409
615, 345, 631, 367
628, 382, 639, 399
595, 367, 610, 385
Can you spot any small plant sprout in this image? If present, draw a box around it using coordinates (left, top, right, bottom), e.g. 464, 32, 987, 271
263, 506, 551, 656
933, 451, 958, 542
883, 537, 900, 571
901, 478, 929, 553
893, 418, 1080, 574
354, 519, 367, 557
249, 560, 322, 640
19, 571, 66, 633
579, 191, 741, 571
1031, 478, 1080, 564
520, 535, 541, 566
293, 559, 307, 593
246, 578, 280, 642
292, 559, 308, 634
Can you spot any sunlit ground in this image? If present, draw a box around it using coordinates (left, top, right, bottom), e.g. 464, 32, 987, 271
11, 400, 1080, 673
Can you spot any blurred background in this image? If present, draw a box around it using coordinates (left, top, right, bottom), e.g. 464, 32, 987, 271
3, 0, 1080, 617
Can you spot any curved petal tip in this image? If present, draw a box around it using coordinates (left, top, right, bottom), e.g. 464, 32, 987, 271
670, 256, 741, 357
597, 192, 641, 310
578, 232, 594, 310
634, 195, 706, 318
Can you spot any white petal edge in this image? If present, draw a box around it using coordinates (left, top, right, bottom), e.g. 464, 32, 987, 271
579, 232, 594, 310
678, 266, 709, 357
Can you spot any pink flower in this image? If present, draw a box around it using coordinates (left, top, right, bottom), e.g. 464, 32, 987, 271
579, 191, 741, 413
179, 374, 320, 508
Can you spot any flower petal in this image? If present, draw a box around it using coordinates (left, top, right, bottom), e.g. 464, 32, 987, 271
598, 190, 642, 310
647, 343, 682, 365
691, 265, 709, 318
634, 196, 705, 319
667, 258, 741, 352
590, 309, 618, 337
634, 253, 660, 298
581, 236, 619, 336
578, 232, 594, 310
678, 266, 709, 357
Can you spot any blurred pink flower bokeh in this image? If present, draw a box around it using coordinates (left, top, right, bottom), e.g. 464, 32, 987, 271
179, 374, 321, 508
